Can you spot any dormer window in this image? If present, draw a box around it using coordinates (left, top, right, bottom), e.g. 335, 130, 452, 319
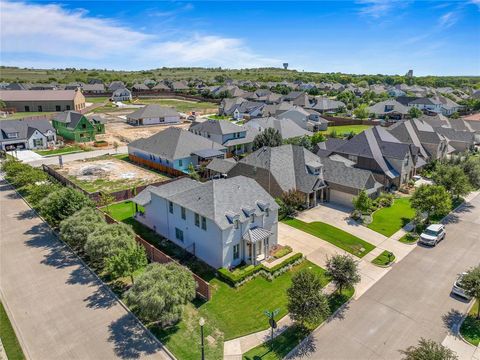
234, 219, 239, 229
6, 132, 18, 139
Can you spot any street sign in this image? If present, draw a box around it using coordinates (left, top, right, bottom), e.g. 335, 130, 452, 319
269, 318, 277, 329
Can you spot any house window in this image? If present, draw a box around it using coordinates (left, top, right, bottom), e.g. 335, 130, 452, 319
181, 207, 186, 220
7, 132, 18, 139
265, 208, 270, 217
175, 228, 184, 242
56, 105, 61, 111
195, 213, 200, 227
179, 159, 183, 167
201, 216, 207, 230
251, 214, 255, 222
66, 105, 71, 110
169, 201, 173, 214
24, 106, 30, 112
38, 105, 43, 112
82, 124, 87, 129
233, 244, 240, 260
33, 139, 43, 147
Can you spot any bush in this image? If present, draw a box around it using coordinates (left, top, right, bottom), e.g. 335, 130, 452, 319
24, 181, 62, 208
60, 208, 106, 251
272, 245, 293, 259
217, 253, 304, 287
376, 192, 394, 207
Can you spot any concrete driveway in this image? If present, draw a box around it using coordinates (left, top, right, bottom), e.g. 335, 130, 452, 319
0, 180, 171, 360
289, 193, 480, 360
11, 150, 43, 162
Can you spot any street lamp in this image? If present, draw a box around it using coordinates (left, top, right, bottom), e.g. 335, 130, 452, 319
199, 317, 205, 360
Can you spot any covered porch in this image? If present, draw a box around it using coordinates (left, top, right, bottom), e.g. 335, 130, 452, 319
305, 186, 328, 209
243, 227, 273, 266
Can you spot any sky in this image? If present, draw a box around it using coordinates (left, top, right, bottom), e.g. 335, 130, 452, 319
0, 0, 479, 76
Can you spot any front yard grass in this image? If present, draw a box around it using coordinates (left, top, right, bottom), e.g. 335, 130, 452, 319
35, 145, 87, 157
318, 125, 371, 136
283, 218, 375, 258
371, 250, 395, 266
0, 302, 25, 360
243, 287, 354, 360
399, 232, 418, 244
367, 197, 415, 237
460, 300, 480, 346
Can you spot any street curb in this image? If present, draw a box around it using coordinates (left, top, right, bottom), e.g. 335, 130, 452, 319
456, 301, 479, 349
2, 178, 177, 360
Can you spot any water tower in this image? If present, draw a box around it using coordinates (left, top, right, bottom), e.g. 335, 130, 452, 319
283, 63, 288, 70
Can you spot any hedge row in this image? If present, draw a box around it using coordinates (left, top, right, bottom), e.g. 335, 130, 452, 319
217, 253, 304, 287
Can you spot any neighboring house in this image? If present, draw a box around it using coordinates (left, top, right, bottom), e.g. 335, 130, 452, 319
170, 81, 189, 91
232, 101, 265, 120
82, 83, 105, 94
368, 100, 409, 120
308, 97, 346, 113
128, 127, 226, 174
0, 89, 86, 113
0, 118, 56, 151
433, 127, 476, 153
52, 111, 105, 142
304, 109, 330, 131
151, 82, 170, 91
127, 105, 180, 126
388, 88, 406, 97
330, 126, 418, 188
244, 117, 312, 140
408, 96, 462, 116
189, 120, 259, 155
227, 145, 328, 208
108, 81, 126, 92
132, 176, 279, 268
206, 158, 237, 179
132, 83, 150, 92
111, 88, 132, 102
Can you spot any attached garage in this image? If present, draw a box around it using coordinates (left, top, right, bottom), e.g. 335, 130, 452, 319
329, 189, 355, 209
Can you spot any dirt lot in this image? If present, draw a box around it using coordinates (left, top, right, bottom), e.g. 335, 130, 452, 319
54, 156, 169, 193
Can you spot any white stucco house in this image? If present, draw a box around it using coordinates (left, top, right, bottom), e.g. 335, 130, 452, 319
0, 118, 56, 151
127, 104, 180, 126
111, 88, 132, 102
132, 176, 279, 269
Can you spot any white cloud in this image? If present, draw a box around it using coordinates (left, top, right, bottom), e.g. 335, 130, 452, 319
357, 0, 410, 18
438, 11, 459, 28
0, 1, 279, 69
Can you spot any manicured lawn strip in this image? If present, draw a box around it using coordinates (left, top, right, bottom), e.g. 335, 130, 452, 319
367, 197, 415, 237
104, 201, 143, 222
399, 232, 418, 244
86, 97, 109, 103
243, 287, 354, 360
460, 300, 480, 346
0, 302, 25, 360
283, 218, 374, 258
371, 250, 395, 266
319, 125, 371, 136
208, 115, 232, 120
35, 145, 86, 156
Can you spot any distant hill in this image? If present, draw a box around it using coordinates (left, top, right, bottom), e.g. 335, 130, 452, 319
1, 66, 479, 89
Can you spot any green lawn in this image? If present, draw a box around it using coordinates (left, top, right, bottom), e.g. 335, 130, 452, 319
104, 200, 142, 221
371, 250, 395, 266
86, 96, 109, 103
0, 302, 25, 360
137, 98, 218, 113
283, 218, 375, 258
319, 125, 371, 136
35, 145, 86, 157
2, 111, 55, 120
460, 301, 480, 346
243, 288, 354, 360
398, 232, 418, 244
208, 115, 232, 120
367, 197, 415, 237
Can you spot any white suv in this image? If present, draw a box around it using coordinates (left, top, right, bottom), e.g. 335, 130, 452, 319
419, 224, 446, 246
451, 273, 471, 300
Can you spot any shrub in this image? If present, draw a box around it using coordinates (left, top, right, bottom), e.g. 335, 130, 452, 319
60, 208, 106, 251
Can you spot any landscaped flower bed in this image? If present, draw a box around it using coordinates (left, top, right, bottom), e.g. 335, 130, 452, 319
371, 251, 396, 267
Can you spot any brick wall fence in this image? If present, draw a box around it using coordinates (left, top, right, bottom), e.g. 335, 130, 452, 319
104, 213, 211, 300
42, 164, 186, 203
322, 115, 381, 127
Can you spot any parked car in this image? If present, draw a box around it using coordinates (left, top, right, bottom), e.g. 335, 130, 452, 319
419, 224, 446, 246
413, 175, 422, 181
451, 273, 472, 300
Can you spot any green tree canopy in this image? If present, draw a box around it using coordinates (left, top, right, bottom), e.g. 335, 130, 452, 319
124, 263, 196, 325
325, 255, 361, 294
459, 265, 480, 319
408, 107, 423, 119
410, 185, 452, 221
287, 269, 330, 327
400, 338, 458, 360
84, 223, 136, 267
432, 164, 471, 199
253, 128, 283, 150
105, 244, 148, 284
461, 156, 480, 189
38, 187, 95, 226
353, 104, 370, 120
352, 190, 372, 214
60, 207, 106, 251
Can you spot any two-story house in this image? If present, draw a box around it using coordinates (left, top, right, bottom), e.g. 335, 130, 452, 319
244, 117, 312, 140
368, 100, 409, 120
189, 120, 259, 156
128, 127, 226, 174
0, 118, 56, 151
51, 111, 105, 142
132, 176, 279, 269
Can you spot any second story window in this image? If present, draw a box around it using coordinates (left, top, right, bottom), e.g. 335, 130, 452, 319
195, 213, 200, 227
181, 207, 186, 220
179, 159, 183, 167
169, 201, 173, 214
201, 216, 207, 230
234, 219, 239, 229
251, 214, 255, 222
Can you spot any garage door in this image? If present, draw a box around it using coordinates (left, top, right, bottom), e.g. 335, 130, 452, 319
329, 190, 355, 209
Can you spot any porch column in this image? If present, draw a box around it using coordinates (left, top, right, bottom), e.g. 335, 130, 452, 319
253, 242, 256, 266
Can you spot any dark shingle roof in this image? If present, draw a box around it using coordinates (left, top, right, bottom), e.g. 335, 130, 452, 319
0, 118, 54, 141
127, 104, 179, 120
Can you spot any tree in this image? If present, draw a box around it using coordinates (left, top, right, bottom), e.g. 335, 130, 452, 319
287, 269, 330, 327
38, 187, 95, 226
352, 190, 372, 214
105, 244, 148, 284
410, 185, 452, 221
24, 181, 62, 208
253, 128, 282, 150
408, 107, 423, 119
276, 190, 305, 219
124, 263, 196, 325
459, 266, 480, 318
310, 132, 326, 146
353, 104, 370, 119
400, 338, 458, 360
325, 255, 360, 294
187, 163, 200, 181
432, 164, 471, 199
60, 207, 106, 251
461, 156, 480, 189
84, 223, 136, 267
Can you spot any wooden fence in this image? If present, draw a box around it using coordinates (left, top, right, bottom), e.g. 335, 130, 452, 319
42, 164, 185, 203
128, 154, 186, 177
104, 213, 211, 300
322, 115, 381, 127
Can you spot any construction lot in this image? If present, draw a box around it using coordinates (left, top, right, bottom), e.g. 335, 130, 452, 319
53, 156, 170, 193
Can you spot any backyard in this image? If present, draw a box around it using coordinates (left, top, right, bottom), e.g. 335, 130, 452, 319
319, 124, 371, 136
105, 201, 331, 360
367, 197, 415, 237
53, 156, 169, 193
282, 218, 375, 257
2, 111, 55, 120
